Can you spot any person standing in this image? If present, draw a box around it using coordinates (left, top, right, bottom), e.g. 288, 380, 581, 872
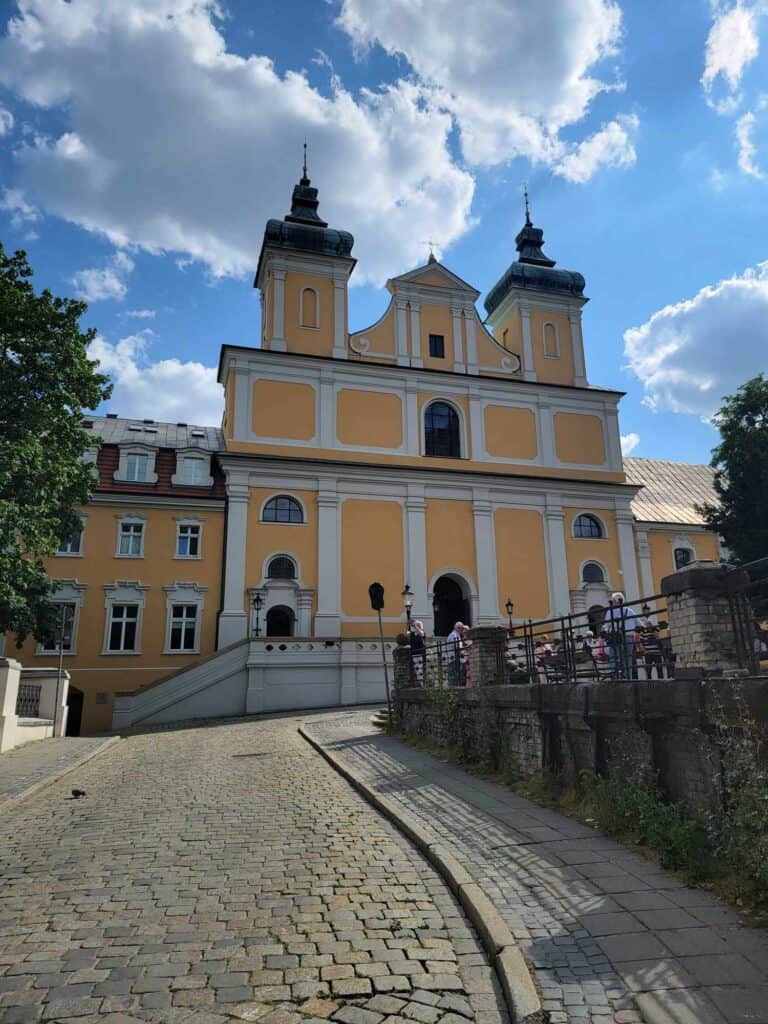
446, 622, 463, 686
602, 593, 639, 679
409, 619, 426, 684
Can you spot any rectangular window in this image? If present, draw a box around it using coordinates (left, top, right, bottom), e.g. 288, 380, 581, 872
57, 527, 82, 555
40, 603, 76, 652
182, 457, 207, 485
119, 521, 144, 556
107, 604, 139, 652
125, 453, 149, 482
429, 333, 445, 358
169, 604, 198, 652
176, 523, 200, 557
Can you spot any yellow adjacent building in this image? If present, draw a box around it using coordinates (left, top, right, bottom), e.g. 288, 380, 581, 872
8, 165, 719, 733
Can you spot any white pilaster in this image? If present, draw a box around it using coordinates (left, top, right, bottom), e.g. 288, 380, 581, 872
315, 484, 341, 637
616, 505, 641, 602
405, 485, 431, 634
569, 309, 588, 386
636, 528, 655, 604
464, 309, 478, 375
520, 305, 537, 381
271, 268, 286, 352
405, 381, 420, 456
468, 395, 483, 461
232, 366, 250, 441
538, 399, 557, 467
332, 274, 347, 360
297, 589, 314, 636
472, 489, 499, 624
451, 307, 466, 373
319, 372, 335, 449
395, 299, 409, 367
218, 472, 250, 648
604, 403, 623, 471
544, 500, 571, 617
410, 302, 423, 368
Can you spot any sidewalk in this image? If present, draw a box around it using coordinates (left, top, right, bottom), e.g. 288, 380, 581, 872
0, 734, 118, 812
303, 711, 768, 1024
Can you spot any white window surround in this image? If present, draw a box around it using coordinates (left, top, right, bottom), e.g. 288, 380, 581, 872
102, 580, 149, 655
171, 449, 214, 488
572, 512, 608, 539
115, 514, 147, 558
262, 552, 300, 582
163, 582, 207, 654
420, 397, 469, 460
579, 559, 609, 585
56, 515, 86, 557
299, 286, 320, 330
114, 443, 158, 484
35, 580, 86, 656
672, 537, 697, 570
542, 321, 560, 358
175, 517, 203, 559
259, 493, 308, 524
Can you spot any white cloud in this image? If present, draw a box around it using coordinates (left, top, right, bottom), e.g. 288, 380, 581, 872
0, 187, 39, 227
702, 3, 761, 112
0, 105, 13, 134
71, 250, 134, 302
0, 0, 474, 286
336, 0, 636, 177
620, 432, 640, 455
624, 263, 768, 418
88, 332, 223, 425
554, 115, 638, 183
736, 110, 764, 176
125, 308, 156, 319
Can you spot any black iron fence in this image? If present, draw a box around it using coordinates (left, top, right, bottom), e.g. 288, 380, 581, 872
15, 682, 41, 718
729, 556, 768, 675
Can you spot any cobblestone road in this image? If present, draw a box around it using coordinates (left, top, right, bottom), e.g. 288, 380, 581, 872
0, 715, 507, 1024
0, 737, 114, 807
305, 712, 768, 1024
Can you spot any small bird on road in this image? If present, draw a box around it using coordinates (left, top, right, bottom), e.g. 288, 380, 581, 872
71, 789, 86, 799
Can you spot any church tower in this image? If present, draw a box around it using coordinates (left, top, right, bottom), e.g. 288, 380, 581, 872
484, 197, 588, 387
255, 150, 355, 360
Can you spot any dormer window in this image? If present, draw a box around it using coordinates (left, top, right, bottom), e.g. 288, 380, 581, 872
114, 444, 158, 485
126, 453, 149, 482
171, 449, 213, 488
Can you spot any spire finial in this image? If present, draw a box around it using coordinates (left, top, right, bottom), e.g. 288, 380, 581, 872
421, 238, 437, 263
523, 182, 531, 227
301, 140, 309, 184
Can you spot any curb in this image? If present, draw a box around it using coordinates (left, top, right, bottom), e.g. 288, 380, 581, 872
299, 724, 547, 1024
0, 736, 121, 816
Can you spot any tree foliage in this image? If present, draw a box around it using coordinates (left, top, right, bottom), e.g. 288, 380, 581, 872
0, 244, 111, 643
699, 374, 768, 564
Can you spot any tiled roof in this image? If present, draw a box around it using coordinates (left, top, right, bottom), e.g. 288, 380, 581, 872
84, 415, 224, 452
623, 457, 717, 525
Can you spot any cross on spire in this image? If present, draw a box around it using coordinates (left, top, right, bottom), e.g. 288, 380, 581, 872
420, 239, 438, 263
523, 183, 531, 227
301, 140, 309, 184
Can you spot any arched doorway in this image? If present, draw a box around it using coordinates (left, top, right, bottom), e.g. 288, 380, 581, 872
266, 605, 294, 637
65, 686, 84, 737
432, 576, 471, 637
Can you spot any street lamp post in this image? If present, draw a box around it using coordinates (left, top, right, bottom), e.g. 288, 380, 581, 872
402, 584, 413, 630
505, 598, 515, 637
252, 592, 264, 637
54, 603, 68, 736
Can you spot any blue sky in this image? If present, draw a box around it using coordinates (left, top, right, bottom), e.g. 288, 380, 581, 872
1, 0, 767, 464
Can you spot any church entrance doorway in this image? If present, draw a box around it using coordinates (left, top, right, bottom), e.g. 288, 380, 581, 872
432, 576, 471, 637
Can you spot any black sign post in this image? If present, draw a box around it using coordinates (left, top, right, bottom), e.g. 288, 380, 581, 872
368, 582, 392, 728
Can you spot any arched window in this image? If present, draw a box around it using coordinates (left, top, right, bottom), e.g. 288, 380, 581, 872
582, 561, 605, 584
674, 547, 693, 570
543, 322, 559, 358
262, 495, 303, 524
266, 605, 294, 637
574, 514, 604, 539
267, 555, 296, 580
425, 401, 461, 458
300, 287, 318, 328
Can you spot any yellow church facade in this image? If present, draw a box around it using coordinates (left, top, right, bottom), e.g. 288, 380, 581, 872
8, 166, 719, 734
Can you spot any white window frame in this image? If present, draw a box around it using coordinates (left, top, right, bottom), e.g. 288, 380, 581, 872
672, 537, 697, 571
299, 286, 320, 330
113, 444, 158, 485
259, 493, 307, 524
102, 581, 148, 655
35, 580, 86, 656
171, 448, 213, 488
163, 582, 207, 655
421, 397, 468, 460
572, 512, 608, 540
116, 514, 147, 558
175, 518, 203, 560
56, 515, 86, 558
579, 559, 609, 586
542, 320, 560, 359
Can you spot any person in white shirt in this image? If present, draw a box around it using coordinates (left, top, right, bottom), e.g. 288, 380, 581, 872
602, 592, 639, 679
446, 622, 464, 685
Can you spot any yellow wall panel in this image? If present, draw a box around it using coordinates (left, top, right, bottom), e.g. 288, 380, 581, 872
425, 499, 476, 585
531, 310, 574, 385
484, 406, 537, 460
494, 509, 549, 619
341, 499, 404, 617
563, 507, 621, 590
252, 380, 315, 441
419, 304, 455, 370
336, 390, 403, 448
350, 301, 397, 362
555, 412, 606, 465
283, 272, 335, 355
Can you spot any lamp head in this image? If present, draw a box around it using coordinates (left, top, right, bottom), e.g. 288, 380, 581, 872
402, 584, 414, 609
253, 593, 263, 610
505, 598, 514, 616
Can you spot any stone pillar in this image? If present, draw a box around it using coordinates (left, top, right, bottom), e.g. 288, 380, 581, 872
615, 506, 641, 601
473, 492, 499, 625
467, 626, 507, 686
662, 561, 751, 676
0, 658, 21, 753
520, 305, 537, 381
37, 669, 70, 736
393, 643, 413, 690
544, 501, 571, 616
218, 473, 250, 648
296, 589, 314, 636
405, 487, 432, 633
315, 486, 341, 637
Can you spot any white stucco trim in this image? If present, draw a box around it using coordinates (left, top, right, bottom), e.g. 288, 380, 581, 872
35, 580, 87, 657
171, 449, 213, 488
174, 517, 204, 560
258, 492, 308, 524
113, 444, 158, 485
542, 320, 560, 359
115, 513, 148, 558
671, 535, 697, 571
571, 511, 609, 540
163, 582, 207, 655
578, 558, 610, 585
262, 551, 301, 583
299, 286, 320, 330
102, 580, 149, 655
420, 396, 469, 459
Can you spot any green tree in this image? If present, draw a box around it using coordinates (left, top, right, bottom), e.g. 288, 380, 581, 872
0, 244, 112, 643
699, 374, 768, 564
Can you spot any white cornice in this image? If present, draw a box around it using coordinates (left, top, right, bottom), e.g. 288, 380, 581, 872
90, 493, 225, 512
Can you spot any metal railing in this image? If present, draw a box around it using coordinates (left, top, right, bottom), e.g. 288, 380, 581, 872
727, 556, 768, 675
15, 682, 42, 718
